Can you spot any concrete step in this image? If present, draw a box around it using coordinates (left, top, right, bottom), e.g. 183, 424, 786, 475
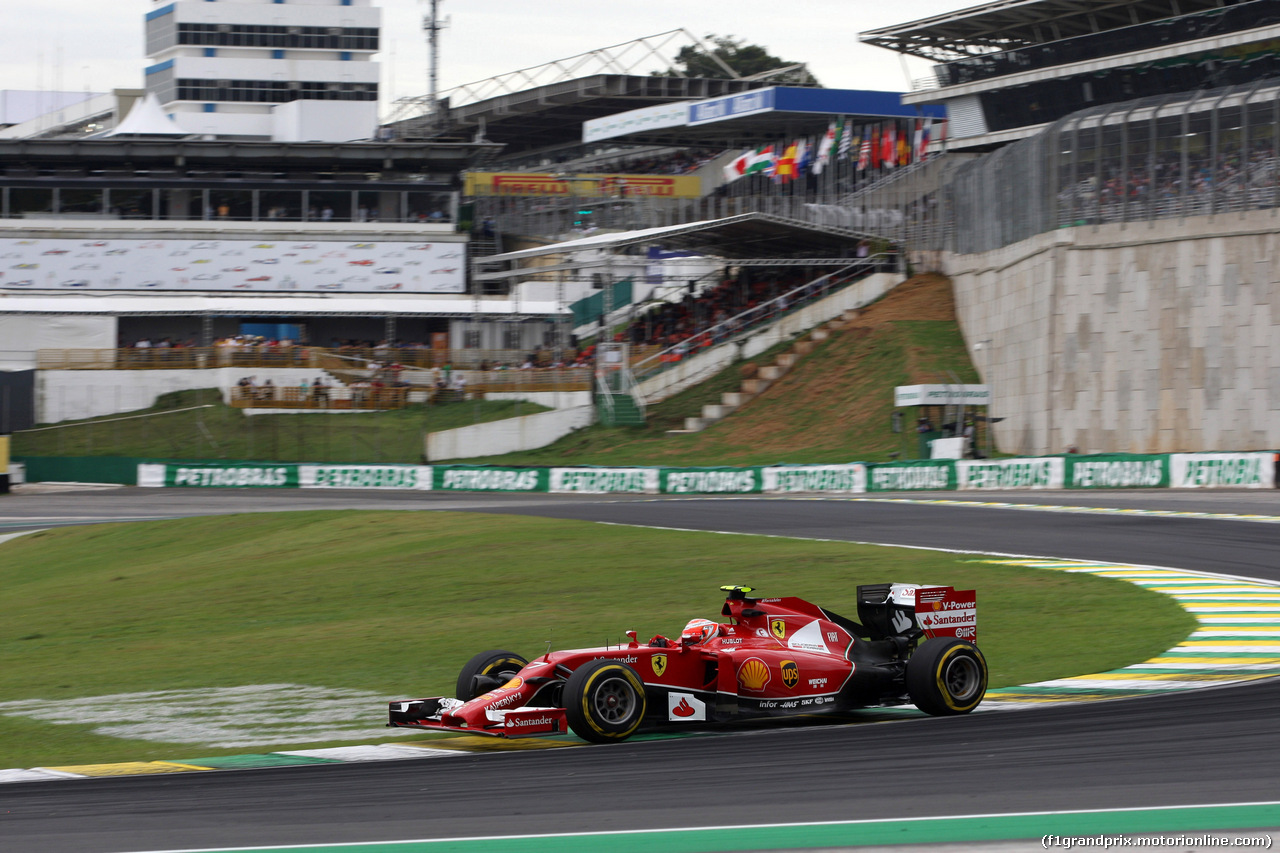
793, 340, 815, 355
702, 403, 736, 420
759, 365, 787, 381
811, 329, 830, 342
683, 417, 707, 432
776, 353, 798, 368
722, 391, 750, 407
740, 378, 771, 395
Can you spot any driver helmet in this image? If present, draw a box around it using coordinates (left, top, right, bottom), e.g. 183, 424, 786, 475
681, 618, 722, 645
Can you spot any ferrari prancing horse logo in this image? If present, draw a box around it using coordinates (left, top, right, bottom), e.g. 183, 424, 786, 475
651, 654, 667, 677
770, 619, 786, 640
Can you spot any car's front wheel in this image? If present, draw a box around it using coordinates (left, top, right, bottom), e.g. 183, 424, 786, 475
906, 638, 987, 715
563, 659, 647, 743
455, 649, 528, 701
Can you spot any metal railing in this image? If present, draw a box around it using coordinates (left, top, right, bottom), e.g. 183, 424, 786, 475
631, 256, 884, 383
35, 347, 632, 372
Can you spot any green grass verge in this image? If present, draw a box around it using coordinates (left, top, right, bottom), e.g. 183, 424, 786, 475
0, 511, 1194, 767
12, 389, 549, 464
462, 319, 980, 467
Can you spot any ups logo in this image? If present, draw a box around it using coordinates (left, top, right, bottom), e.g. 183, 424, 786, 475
770, 619, 786, 640
781, 660, 799, 688
651, 654, 667, 677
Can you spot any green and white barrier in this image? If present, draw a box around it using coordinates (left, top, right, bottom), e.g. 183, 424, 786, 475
131, 451, 1278, 493
762, 464, 867, 493
866, 460, 954, 492
956, 457, 1065, 490
1066, 454, 1169, 489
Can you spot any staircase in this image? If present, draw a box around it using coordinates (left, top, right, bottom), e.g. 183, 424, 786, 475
674, 310, 858, 433
597, 392, 646, 426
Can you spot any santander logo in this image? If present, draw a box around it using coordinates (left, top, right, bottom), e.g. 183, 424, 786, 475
672, 697, 696, 718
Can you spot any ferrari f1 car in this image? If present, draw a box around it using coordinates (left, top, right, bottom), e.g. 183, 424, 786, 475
388, 584, 985, 743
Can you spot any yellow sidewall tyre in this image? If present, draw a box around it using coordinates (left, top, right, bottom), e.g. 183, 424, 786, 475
564, 659, 647, 744
906, 638, 987, 716
455, 649, 529, 701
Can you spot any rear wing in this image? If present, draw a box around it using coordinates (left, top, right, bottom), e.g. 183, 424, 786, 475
856, 584, 977, 643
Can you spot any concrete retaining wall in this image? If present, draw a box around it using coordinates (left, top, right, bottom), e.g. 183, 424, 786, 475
946, 209, 1280, 455
425, 405, 595, 461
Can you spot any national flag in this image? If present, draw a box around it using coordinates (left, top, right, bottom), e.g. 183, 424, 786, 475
882, 123, 895, 169
838, 119, 853, 160
773, 141, 799, 183
870, 125, 881, 170
795, 137, 811, 177
723, 148, 752, 182
897, 127, 910, 166
918, 117, 932, 162
856, 132, 871, 171
744, 144, 776, 178
813, 123, 836, 175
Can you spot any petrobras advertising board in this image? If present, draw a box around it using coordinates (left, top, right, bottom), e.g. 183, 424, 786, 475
549, 467, 660, 494
867, 461, 955, 492
956, 457, 1065, 490
662, 467, 760, 494
687, 89, 777, 126
0, 237, 465, 294
299, 465, 432, 490
1170, 452, 1276, 489
138, 462, 299, 488
893, 384, 990, 407
1067, 454, 1169, 489
761, 464, 866, 494
435, 466, 547, 492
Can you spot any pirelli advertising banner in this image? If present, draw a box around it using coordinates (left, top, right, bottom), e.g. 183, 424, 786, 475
301, 465, 432, 490
139, 463, 300, 488
549, 467, 660, 494
956, 457, 1065, 490
662, 467, 761, 494
464, 172, 702, 199
761, 464, 866, 494
1066, 454, 1169, 489
866, 460, 954, 492
1170, 452, 1277, 489
435, 466, 547, 492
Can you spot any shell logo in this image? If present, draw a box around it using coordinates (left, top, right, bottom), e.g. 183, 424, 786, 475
500, 677, 523, 690
933, 602, 943, 611
737, 657, 771, 692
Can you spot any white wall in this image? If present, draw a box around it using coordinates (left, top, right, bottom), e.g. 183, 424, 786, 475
0, 316, 117, 370
485, 391, 591, 409
426, 405, 596, 461
37, 367, 332, 423
272, 99, 378, 143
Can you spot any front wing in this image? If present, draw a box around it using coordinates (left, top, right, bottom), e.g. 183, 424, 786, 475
389, 697, 569, 738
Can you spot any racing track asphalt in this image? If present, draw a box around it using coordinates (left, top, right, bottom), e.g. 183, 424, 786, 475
2, 488, 1280, 852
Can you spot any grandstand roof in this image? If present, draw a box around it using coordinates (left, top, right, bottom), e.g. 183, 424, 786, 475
584, 88, 947, 149
860, 0, 1229, 61
395, 74, 784, 155
478, 213, 872, 267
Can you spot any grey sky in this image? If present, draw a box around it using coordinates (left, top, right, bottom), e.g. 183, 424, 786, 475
2, 0, 960, 119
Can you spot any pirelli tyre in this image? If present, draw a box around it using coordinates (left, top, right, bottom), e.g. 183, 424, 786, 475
563, 659, 647, 743
455, 649, 528, 701
906, 638, 987, 716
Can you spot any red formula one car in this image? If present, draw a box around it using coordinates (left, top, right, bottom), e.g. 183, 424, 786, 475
389, 584, 986, 743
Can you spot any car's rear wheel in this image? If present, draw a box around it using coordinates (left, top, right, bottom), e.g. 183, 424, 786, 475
455, 649, 528, 701
906, 638, 987, 715
563, 659, 647, 743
